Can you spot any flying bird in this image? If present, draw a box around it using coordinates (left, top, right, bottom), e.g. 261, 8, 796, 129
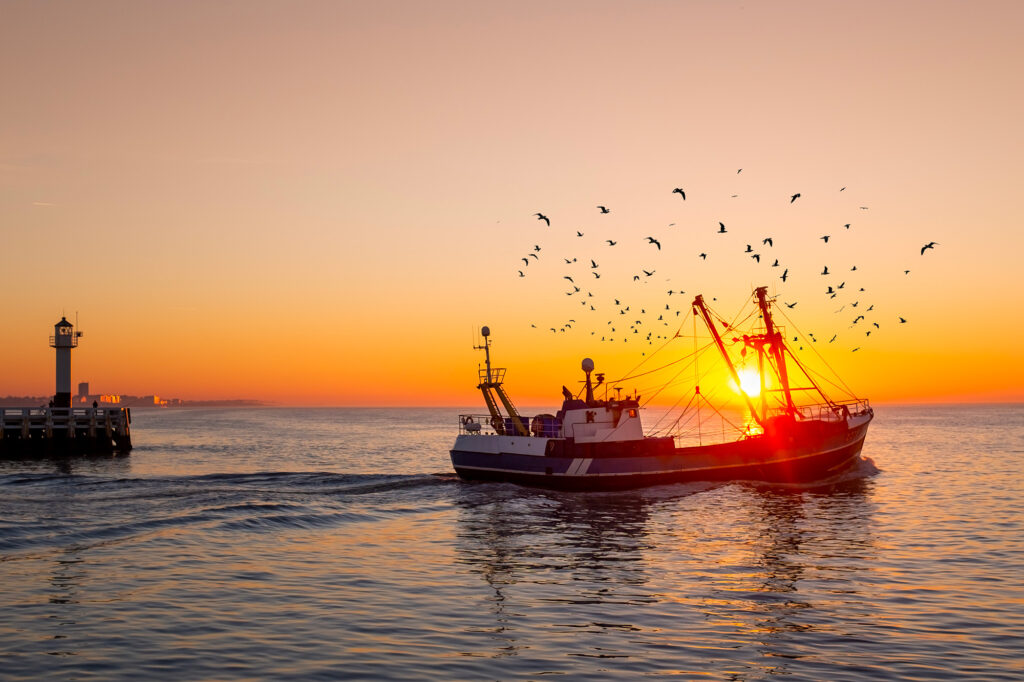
718, 222, 727, 233
522, 258, 529, 266
822, 266, 829, 275
844, 223, 851, 229
591, 259, 598, 268
781, 268, 789, 282
576, 230, 584, 237
672, 188, 686, 200
643, 269, 655, 277
921, 241, 939, 255
597, 205, 610, 214
751, 254, 760, 263
593, 272, 601, 278
518, 271, 524, 277
821, 235, 830, 243
785, 302, 797, 309
771, 259, 779, 267
763, 237, 773, 247
699, 253, 707, 260
535, 212, 550, 226
899, 317, 907, 323
534, 245, 541, 252
646, 237, 661, 250
529, 253, 538, 259
564, 276, 574, 283
790, 193, 801, 203
744, 244, 753, 253
606, 239, 617, 246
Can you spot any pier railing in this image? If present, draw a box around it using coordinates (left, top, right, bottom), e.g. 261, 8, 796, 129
0, 406, 132, 455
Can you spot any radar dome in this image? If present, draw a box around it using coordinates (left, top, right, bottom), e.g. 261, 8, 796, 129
481, 326, 490, 337
581, 358, 595, 373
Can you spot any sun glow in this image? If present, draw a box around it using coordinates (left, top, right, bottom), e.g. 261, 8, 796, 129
736, 367, 762, 398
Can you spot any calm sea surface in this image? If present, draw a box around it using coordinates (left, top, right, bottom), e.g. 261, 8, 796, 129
1, 405, 1022, 680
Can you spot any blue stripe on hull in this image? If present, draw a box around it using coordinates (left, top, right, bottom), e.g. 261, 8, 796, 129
450, 424, 870, 491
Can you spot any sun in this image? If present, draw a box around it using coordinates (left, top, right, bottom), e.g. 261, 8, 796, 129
736, 367, 761, 398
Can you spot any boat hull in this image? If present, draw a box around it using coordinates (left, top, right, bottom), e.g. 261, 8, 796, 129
450, 414, 872, 491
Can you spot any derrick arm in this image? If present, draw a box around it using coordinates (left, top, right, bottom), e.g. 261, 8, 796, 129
693, 294, 764, 429
753, 287, 797, 414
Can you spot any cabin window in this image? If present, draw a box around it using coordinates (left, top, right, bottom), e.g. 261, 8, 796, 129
628, 409, 637, 418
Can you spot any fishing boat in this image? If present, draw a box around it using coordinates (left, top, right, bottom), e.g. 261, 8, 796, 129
450, 286, 873, 490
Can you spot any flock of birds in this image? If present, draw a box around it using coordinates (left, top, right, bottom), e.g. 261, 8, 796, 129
513, 175, 939, 358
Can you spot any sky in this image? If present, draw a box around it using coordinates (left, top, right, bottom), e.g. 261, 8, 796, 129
1, 0, 1022, 406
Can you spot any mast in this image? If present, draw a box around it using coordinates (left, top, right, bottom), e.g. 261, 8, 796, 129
474, 327, 529, 436
753, 287, 796, 414
692, 295, 764, 429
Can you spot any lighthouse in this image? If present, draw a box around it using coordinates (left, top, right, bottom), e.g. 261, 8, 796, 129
50, 317, 81, 408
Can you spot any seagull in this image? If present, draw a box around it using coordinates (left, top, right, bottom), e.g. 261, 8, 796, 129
827, 286, 835, 294
790, 193, 801, 203
905, 270, 911, 275
522, 258, 529, 266
534, 245, 541, 252
564, 258, 572, 264
564, 276, 574, 283
591, 259, 598, 269
535, 213, 550, 226
873, 322, 880, 329
781, 268, 789, 282
518, 271, 524, 277
593, 272, 601, 278
699, 253, 707, 260
867, 305, 874, 311
785, 301, 797, 309
633, 275, 640, 281
606, 239, 617, 246
821, 235, 830, 243
844, 223, 851, 229
745, 244, 753, 253
672, 188, 686, 200
838, 281, 845, 289
921, 241, 939, 255
763, 237, 773, 247
751, 253, 760, 263
822, 266, 829, 275
646, 237, 661, 250
718, 222, 727, 233
851, 265, 857, 271
576, 230, 584, 237
772, 259, 779, 267
529, 253, 538, 259
643, 269, 655, 277
899, 317, 907, 323
853, 315, 865, 324
597, 205, 610, 214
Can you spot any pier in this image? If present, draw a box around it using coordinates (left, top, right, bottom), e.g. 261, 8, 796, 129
0, 406, 131, 456
0, 316, 133, 457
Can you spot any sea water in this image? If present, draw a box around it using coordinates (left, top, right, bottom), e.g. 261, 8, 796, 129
0, 405, 1021, 680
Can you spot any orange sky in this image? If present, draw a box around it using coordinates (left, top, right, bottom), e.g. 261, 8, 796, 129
1, 1, 1022, 406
